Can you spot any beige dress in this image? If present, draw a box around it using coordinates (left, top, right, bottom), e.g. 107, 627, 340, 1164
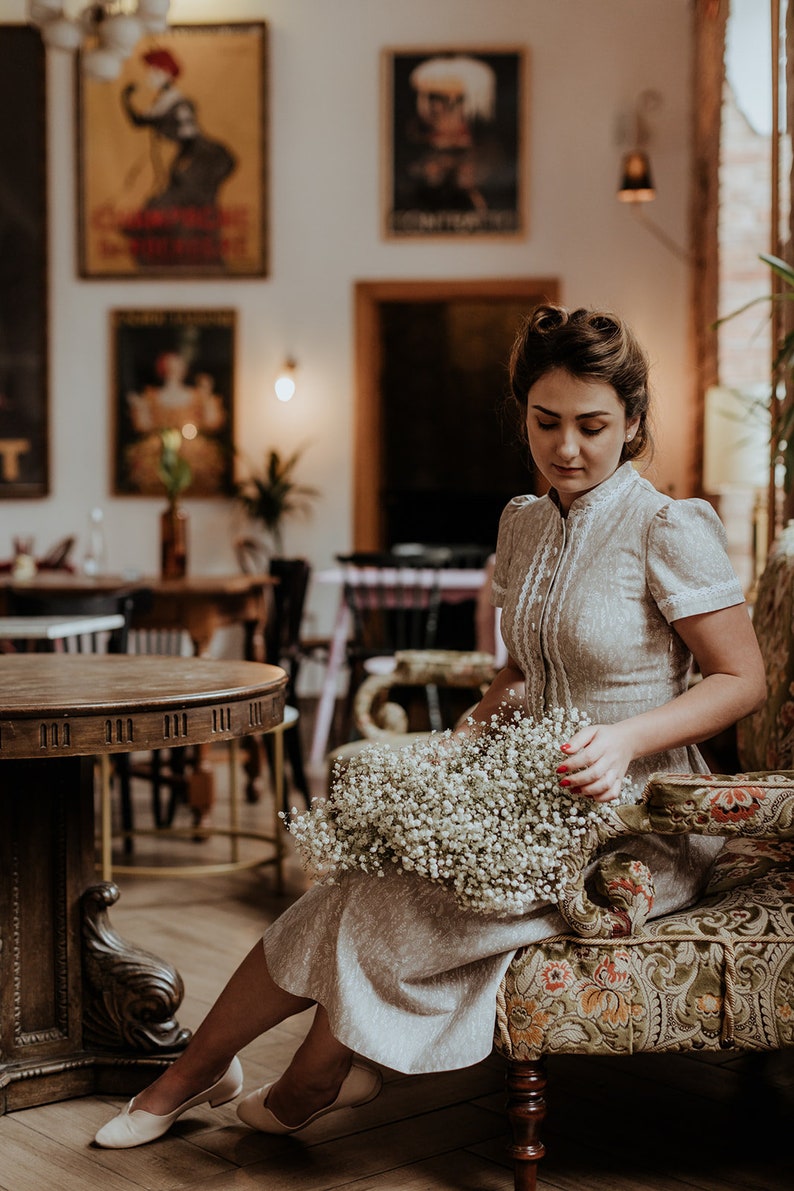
264, 463, 745, 1074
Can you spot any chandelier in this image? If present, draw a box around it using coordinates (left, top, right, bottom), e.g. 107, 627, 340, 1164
28, 2, 171, 81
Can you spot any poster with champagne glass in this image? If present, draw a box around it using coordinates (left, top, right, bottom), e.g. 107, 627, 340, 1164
77, 23, 267, 279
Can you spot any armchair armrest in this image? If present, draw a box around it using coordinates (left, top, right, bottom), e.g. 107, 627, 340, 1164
551, 772, 794, 939
353, 648, 497, 740
641, 771, 794, 838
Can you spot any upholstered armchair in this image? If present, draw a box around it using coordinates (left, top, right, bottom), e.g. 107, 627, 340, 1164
496, 770, 794, 1189
327, 647, 498, 767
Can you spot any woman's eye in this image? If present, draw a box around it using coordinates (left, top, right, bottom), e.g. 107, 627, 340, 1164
537, 421, 558, 431
581, 426, 605, 437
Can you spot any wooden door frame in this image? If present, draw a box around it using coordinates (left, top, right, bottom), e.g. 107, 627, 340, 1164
353, 277, 559, 550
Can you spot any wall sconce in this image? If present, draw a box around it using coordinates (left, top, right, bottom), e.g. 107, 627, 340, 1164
617, 150, 656, 204
28, 1, 171, 81
616, 89, 690, 263
617, 90, 660, 203
274, 357, 298, 403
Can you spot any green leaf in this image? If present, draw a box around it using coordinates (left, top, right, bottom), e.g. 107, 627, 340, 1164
234, 443, 319, 547
759, 252, 794, 288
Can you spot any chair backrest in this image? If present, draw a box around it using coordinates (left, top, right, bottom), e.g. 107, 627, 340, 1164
336, 550, 448, 657
127, 626, 189, 657
391, 541, 490, 569
737, 523, 794, 770
5, 590, 134, 654
265, 558, 312, 685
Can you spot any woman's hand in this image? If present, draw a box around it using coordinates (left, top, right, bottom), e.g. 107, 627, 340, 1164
556, 721, 635, 803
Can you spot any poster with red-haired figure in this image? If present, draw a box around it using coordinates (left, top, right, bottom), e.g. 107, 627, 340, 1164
77, 23, 267, 278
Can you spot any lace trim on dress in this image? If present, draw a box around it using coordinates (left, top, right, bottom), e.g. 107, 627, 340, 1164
656, 579, 743, 615
567, 464, 637, 518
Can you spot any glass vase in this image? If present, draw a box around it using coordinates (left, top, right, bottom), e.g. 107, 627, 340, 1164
160, 502, 188, 579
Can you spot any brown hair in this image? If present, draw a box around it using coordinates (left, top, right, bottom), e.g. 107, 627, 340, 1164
508, 303, 654, 463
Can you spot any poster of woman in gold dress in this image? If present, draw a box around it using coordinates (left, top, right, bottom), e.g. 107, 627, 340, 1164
112, 309, 235, 496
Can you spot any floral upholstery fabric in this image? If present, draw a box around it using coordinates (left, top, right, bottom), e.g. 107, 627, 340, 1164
737, 523, 794, 770
496, 773, 794, 1061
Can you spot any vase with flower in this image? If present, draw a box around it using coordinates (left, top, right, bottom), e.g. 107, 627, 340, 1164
158, 428, 192, 579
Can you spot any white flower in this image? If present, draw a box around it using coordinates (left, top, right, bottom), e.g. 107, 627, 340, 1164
283, 708, 636, 916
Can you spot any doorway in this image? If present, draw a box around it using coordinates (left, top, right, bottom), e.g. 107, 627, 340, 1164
353, 277, 559, 551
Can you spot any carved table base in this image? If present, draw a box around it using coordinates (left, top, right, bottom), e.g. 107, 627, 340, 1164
0, 757, 189, 1113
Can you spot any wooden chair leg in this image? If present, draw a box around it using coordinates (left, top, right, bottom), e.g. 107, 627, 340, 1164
285, 719, 310, 808
505, 1058, 547, 1191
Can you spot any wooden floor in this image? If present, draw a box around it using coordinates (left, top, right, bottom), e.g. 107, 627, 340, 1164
2, 737, 793, 1191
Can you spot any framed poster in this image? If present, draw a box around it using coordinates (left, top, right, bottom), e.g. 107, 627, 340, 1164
0, 25, 48, 496
77, 22, 267, 278
383, 47, 526, 238
112, 309, 236, 497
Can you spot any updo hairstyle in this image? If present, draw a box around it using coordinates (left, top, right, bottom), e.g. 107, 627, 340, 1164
508, 303, 654, 463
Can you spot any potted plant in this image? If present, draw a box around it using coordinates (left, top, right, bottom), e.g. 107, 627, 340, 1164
235, 446, 319, 559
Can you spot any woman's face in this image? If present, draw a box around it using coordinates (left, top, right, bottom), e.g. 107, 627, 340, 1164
525, 367, 639, 512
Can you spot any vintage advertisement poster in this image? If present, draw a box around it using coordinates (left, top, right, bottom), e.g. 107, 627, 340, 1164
383, 47, 526, 238
77, 23, 267, 278
112, 309, 236, 497
0, 26, 48, 496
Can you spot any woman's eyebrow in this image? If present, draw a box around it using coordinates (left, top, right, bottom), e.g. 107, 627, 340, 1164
531, 404, 615, 419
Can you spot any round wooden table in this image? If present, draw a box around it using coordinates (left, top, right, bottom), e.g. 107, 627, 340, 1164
0, 654, 286, 1114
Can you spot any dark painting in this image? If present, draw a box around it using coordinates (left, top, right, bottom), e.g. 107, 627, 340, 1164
0, 26, 48, 497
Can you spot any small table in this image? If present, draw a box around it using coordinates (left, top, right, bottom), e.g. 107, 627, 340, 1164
0, 574, 276, 817
0, 653, 286, 1114
0, 572, 274, 658
0, 613, 125, 647
308, 566, 487, 767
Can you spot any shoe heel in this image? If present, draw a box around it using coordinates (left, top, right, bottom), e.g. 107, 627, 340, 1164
209, 1090, 237, 1108
208, 1056, 244, 1107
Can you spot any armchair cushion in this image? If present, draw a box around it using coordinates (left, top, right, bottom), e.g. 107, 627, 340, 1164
496, 772, 794, 1063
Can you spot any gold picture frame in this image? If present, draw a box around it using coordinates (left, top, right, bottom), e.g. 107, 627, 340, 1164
77, 23, 268, 278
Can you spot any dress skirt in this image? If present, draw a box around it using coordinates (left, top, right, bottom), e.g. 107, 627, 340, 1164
263, 831, 720, 1075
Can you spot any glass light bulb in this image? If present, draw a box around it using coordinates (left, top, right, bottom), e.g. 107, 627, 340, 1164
274, 374, 296, 402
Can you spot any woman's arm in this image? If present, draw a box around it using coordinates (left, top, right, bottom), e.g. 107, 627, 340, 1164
559, 603, 766, 803
454, 654, 526, 736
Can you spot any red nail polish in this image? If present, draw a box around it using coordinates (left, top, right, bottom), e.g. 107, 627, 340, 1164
560, 743, 572, 753
556, 764, 568, 774
559, 778, 571, 787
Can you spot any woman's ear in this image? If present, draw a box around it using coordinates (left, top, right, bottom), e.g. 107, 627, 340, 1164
625, 415, 641, 444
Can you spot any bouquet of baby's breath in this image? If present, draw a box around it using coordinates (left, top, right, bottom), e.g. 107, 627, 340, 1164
285, 708, 636, 916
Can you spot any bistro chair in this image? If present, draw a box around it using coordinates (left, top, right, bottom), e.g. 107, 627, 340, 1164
235, 540, 312, 812
258, 556, 312, 813
336, 547, 452, 736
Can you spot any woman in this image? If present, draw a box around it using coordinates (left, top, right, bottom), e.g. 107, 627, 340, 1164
95, 304, 765, 1148
120, 48, 237, 268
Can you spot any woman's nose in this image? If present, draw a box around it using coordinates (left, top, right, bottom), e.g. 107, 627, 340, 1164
556, 432, 579, 460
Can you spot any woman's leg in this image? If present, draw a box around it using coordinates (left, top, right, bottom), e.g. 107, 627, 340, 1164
264, 1005, 353, 1126
132, 941, 313, 1116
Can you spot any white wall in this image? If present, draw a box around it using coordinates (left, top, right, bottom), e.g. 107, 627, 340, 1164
0, 0, 694, 641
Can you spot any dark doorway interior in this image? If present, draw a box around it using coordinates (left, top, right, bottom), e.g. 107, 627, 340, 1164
379, 298, 540, 553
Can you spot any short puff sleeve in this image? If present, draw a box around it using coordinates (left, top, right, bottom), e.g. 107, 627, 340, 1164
490, 494, 536, 608
646, 498, 745, 623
